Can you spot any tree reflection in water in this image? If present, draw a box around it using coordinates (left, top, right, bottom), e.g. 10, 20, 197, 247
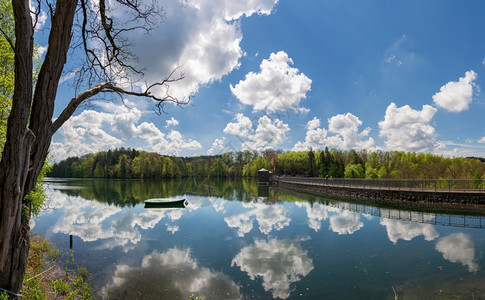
33, 178, 485, 299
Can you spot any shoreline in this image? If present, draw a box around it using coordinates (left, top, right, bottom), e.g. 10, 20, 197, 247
16, 235, 96, 299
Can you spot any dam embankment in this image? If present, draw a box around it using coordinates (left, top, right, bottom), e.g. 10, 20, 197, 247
275, 177, 485, 206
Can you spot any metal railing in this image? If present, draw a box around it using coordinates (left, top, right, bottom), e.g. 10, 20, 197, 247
319, 199, 485, 228
276, 177, 485, 193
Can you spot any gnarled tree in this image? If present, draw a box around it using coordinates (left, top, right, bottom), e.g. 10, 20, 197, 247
0, 0, 185, 293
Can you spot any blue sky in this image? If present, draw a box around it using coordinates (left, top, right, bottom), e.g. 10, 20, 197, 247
47, 0, 485, 161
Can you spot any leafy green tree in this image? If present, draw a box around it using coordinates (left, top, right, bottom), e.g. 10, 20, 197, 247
118, 154, 129, 178
319, 147, 331, 177
364, 163, 379, 179
329, 150, 345, 178
131, 154, 146, 178
162, 157, 181, 178
377, 166, 388, 178
262, 148, 279, 172
344, 163, 364, 178
243, 156, 268, 177
473, 171, 484, 189
307, 148, 316, 176
209, 157, 226, 177
0, 1, 14, 151
23, 160, 52, 217
191, 158, 209, 177
277, 151, 309, 175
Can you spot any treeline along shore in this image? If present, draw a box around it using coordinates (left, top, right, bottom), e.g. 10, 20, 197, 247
49, 147, 485, 183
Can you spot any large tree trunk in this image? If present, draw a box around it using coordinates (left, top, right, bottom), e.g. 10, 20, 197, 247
0, 0, 34, 293
1, 0, 168, 293
0, 0, 77, 293
26, 0, 77, 194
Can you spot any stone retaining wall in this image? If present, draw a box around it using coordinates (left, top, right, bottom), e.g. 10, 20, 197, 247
277, 180, 485, 205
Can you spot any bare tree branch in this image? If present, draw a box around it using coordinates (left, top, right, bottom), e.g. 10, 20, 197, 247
76, 0, 165, 85
0, 27, 14, 51
30, 0, 42, 30
52, 67, 187, 133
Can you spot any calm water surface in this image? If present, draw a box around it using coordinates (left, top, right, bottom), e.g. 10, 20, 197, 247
32, 178, 485, 299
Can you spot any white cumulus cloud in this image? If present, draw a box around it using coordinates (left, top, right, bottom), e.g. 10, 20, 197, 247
165, 117, 179, 128
50, 110, 123, 161
327, 113, 375, 149
51, 104, 201, 161
224, 114, 290, 151
293, 114, 375, 151
123, 0, 279, 101
292, 119, 328, 151
223, 113, 254, 138
432, 70, 478, 112
110, 105, 143, 139
223, 0, 279, 20
207, 137, 227, 155
230, 51, 312, 112
378, 102, 440, 152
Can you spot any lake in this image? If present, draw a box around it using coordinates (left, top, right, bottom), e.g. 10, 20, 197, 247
32, 178, 485, 299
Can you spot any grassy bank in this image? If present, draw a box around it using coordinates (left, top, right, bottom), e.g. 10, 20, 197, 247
1, 235, 95, 299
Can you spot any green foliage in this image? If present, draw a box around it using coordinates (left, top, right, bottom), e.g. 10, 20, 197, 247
21, 235, 51, 299
0, 291, 7, 300
277, 151, 309, 175
318, 147, 331, 177
24, 160, 53, 217
308, 148, 316, 177
0, 1, 14, 151
51, 148, 261, 179
242, 156, 269, 176
328, 150, 345, 178
50, 252, 95, 299
344, 163, 364, 178
49, 247, 61, 261
0, 1, 42, 153
377, 166, 388, 178
364, 163, 379, 179
473, 171, 484, 189
49, 148, 485, 180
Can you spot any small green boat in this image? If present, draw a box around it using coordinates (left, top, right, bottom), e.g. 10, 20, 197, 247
144, 198, 186, 208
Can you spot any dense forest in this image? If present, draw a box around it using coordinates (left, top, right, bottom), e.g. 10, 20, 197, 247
48, 147, 485, 180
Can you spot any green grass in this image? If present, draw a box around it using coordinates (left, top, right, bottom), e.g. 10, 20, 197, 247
21, 234, 96, 299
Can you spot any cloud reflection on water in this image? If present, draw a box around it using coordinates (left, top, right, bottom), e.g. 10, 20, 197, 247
103, 248, 241, 300
294, 202, 339, 231
232, 238, 314, 299
435, 233, 479, 272
329, 210, 364, 235
380, 219, 439, 244
224, 202, 290, 237
44, 189, 183, 249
